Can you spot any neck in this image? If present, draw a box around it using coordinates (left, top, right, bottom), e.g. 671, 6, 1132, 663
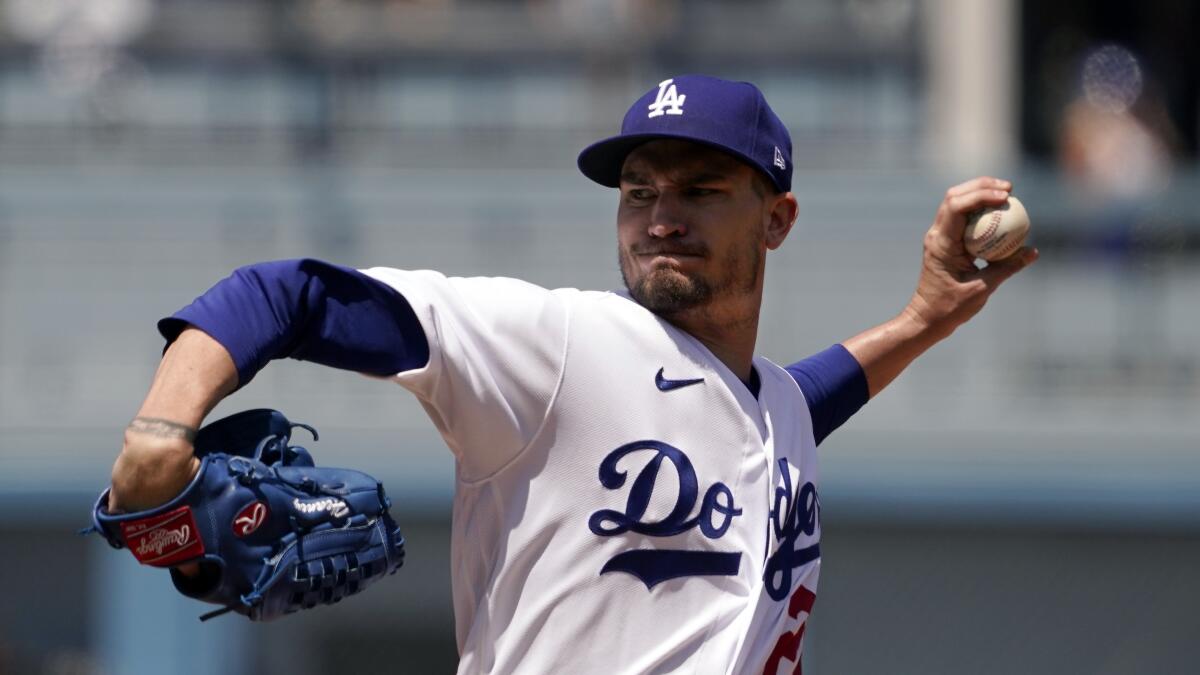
662, 292, 761, 382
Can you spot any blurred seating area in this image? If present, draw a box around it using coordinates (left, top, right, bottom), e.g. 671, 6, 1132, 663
0, 0, 923, 168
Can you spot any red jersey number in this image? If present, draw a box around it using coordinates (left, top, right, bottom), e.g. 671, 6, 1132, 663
762, 585, 816, 675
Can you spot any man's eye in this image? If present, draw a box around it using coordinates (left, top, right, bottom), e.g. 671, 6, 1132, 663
628, 189, 655, 200
687, 188, 717, 197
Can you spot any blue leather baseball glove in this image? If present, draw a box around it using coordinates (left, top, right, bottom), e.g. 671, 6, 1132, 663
88, 409, 406, 621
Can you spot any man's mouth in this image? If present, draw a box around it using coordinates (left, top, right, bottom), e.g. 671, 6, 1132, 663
633, 247, 705, 259
641, 253, 702, 271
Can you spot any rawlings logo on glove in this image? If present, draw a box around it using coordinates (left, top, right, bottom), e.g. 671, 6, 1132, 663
118, 505, 205, 565
233, 502, 269, 537
87, 409, 406, 621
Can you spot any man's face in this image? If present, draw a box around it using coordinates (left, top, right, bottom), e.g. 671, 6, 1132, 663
617, 140, 775, 318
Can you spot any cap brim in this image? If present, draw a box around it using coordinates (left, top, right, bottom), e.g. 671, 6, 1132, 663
577, 133, 673, 188
577, 132, 782, 191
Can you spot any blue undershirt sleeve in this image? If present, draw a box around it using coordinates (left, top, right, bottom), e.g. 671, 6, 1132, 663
157, 258, 429, 389
785, 344, 869, 446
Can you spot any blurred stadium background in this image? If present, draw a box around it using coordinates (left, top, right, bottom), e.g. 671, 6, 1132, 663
1, 0, 1197, 673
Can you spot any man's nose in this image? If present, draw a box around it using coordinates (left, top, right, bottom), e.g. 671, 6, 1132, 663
648, 193, 688, 238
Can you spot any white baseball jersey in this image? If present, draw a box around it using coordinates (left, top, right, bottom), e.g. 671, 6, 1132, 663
363, 268, 822, 675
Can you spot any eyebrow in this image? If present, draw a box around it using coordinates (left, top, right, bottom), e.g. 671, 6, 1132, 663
619, 170, 651, 185
686, 172, 732, 184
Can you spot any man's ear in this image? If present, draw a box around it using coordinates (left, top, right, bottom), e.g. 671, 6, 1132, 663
765, 192, 798, 250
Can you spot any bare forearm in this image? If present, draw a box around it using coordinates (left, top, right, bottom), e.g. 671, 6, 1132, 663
840, 308, 948, 400
136, 327, 237, 427
109, 327, 237, 512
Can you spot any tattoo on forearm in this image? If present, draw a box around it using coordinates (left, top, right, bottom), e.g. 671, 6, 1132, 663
128, 417, 198, 443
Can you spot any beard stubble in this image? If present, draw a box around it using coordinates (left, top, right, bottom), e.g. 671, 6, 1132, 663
620, 230, 764, 317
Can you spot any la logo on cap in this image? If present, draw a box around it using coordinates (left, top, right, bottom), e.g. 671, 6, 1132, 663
648, 78, 686, 118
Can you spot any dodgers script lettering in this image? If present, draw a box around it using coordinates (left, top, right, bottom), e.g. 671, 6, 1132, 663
764, 458, 821, 601
589, 440, 743, 588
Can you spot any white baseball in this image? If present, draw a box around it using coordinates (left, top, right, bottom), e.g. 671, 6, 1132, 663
963, 195, 1030, 261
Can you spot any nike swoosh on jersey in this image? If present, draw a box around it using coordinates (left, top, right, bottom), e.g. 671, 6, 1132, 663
655, 368, 705, 391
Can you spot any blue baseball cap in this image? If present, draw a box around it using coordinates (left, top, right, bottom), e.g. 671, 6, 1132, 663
577, 75, 793, 193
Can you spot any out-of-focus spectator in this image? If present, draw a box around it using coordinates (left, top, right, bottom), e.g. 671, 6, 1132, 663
1057, 44, 1180, 254
1058, 45, 1176, 204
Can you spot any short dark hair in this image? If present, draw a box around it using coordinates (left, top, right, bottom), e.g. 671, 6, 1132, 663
749, 170, 781, 200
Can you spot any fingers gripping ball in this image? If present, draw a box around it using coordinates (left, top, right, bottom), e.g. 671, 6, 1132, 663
89, 409, 406, 621
963, 196, 1030, 261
